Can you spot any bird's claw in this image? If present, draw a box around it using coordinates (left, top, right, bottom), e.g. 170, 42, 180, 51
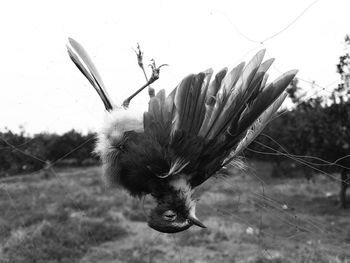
122, 99, 130, 108
124, 46, 167, 107
149, 59, 168, 82
134, 43, 144, 68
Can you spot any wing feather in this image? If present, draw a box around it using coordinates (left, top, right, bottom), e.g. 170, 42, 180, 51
205, 50, 266, 140
198, 68, 227, 137
230, 92, 287, 158
199, 63, 245, 139
141, 50, 297, 186
234, 70, 298, 137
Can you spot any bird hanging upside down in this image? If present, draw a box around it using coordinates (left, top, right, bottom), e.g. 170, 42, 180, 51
67, 38, 297, 233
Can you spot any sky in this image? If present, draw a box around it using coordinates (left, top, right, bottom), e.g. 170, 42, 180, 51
1, 0, 349, 134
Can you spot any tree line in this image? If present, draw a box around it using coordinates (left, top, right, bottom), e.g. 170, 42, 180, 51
0, 130, 97, 177
248, 35, 350, 207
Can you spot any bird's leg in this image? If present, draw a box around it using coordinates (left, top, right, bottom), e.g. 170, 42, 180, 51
122, 61, 167, 108
134, 43, 155, 98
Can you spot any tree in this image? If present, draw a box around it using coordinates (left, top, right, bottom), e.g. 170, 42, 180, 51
248, 35, 350, 208
334, 35, 350, 207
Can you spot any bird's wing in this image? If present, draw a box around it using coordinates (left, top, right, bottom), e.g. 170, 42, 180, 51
67, 38, 114, 111
143, 50, 297, 185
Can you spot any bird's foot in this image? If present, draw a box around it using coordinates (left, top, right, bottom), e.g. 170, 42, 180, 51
149, 59, 168, 83
134, 43, 144, 69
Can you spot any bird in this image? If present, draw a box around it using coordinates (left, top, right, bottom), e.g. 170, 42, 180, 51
67, 38, 297, 233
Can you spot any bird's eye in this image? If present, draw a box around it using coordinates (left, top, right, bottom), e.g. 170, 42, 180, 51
162, 210, 177, 221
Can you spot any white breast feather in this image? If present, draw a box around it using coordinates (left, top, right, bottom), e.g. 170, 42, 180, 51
95, 109, 143, 161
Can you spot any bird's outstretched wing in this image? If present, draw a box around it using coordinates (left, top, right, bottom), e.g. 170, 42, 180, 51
143, 50, 297, 186
67, 38, 115, 111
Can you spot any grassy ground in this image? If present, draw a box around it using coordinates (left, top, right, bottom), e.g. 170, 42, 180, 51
0, 162, 349, 263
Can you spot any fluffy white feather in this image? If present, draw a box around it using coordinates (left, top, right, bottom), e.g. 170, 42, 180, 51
95, 109, 143, 160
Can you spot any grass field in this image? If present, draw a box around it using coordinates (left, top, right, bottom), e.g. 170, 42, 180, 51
0, 162, 349, 263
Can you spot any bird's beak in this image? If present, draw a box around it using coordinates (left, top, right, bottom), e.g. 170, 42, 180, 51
188, 205, 206, 228
188, 215, 206, 228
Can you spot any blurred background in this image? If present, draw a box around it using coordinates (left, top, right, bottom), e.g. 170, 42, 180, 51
1, 0, 350, 262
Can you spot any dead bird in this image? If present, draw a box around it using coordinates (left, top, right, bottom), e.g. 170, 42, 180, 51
67, 38, 297, 233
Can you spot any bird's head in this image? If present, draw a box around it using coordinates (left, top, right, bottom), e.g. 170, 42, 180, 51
147, 179, 206, 233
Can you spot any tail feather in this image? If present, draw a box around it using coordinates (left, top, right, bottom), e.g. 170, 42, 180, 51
67, 38, 114, 111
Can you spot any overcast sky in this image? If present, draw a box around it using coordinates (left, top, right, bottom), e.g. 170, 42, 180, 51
1, 0, 349, 134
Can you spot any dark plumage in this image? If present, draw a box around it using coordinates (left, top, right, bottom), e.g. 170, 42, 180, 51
67, 38, 297, 233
